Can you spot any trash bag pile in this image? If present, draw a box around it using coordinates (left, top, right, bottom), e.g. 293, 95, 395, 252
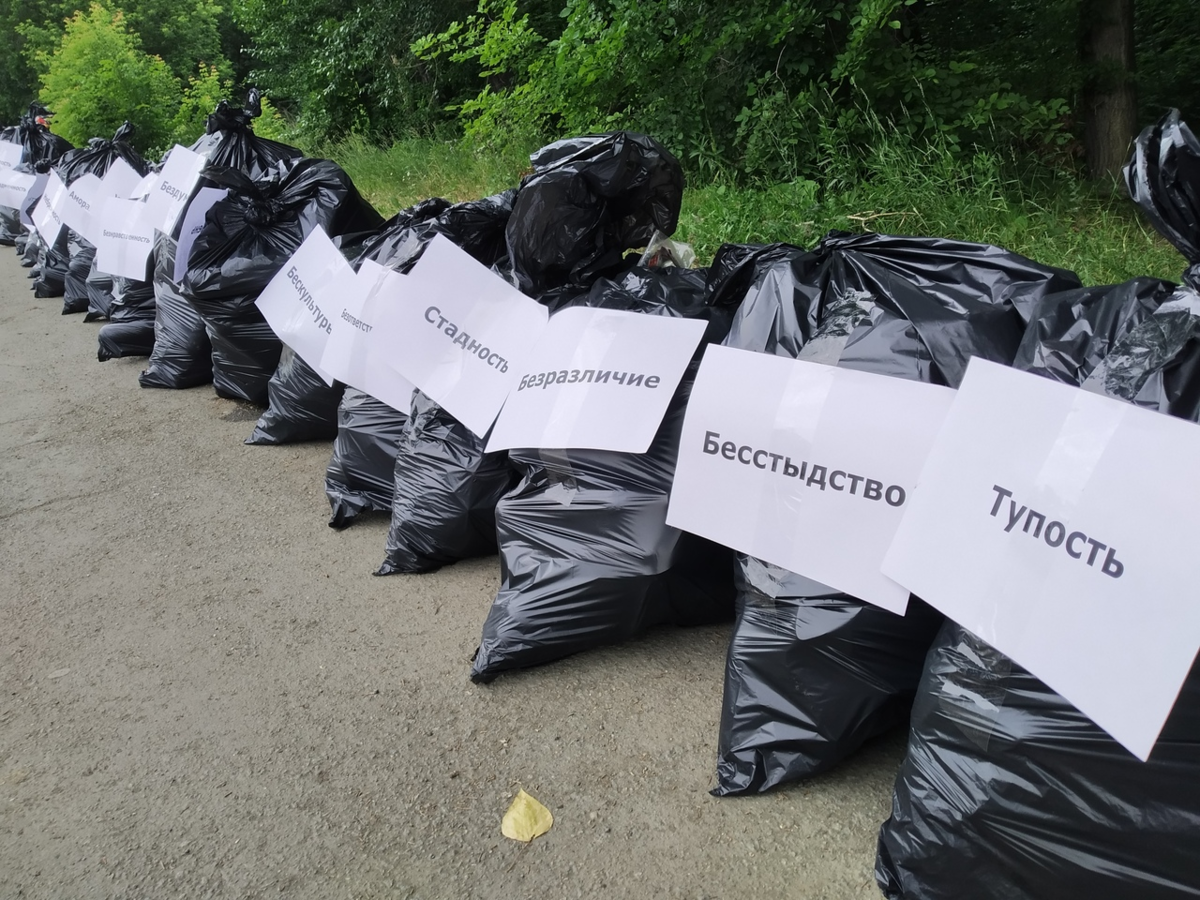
875, 109, 1200, 900
54, 123, 149, 317
10, 90, 1200, 899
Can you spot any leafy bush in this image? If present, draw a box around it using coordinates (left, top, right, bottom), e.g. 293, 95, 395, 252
35, 4, 181, 154
415, 0, 1072, 182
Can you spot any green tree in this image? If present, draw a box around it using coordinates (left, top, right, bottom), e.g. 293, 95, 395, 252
35, 3, 181, 152
1, 0, 245, 123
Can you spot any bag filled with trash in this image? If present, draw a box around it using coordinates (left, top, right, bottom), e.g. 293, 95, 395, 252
712, 231, 1080, 795
470, 262, 746, 681
506, 131, 684, 296
97, 276, 157, 360
139, 233, 213, 388
366, 193, 521, 550
180, 157, 382, 405
875, 113, 1200, 900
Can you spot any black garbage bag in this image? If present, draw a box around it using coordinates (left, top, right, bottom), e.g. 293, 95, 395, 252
247, 347, 345, 444
0, 104, 72, 243
181, 157, 383, 405
358, 192, 515, 274
325, 388, 413, 528
469, 265, 741, 682
875, 276, 1200, 899
712, 231, 1082, 795
55, 121, 148, 185
20, 225, 42, 267
0, 205, 21, 246
375, 389, 518, 576
323, 195, 514, 528
139, 233, 213, 389
506, 131, 684, 295
1125, 109, 1200, 266
14, 104, 72, 170
83, 255, 117, 321
189, 90, 303, 181
97, 274, 157, 360
876, 620, 1200, 900
34, 228, 69, 298
62, 233, 94, 314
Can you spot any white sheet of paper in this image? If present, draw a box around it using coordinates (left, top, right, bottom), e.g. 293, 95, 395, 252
129, 171, 157, 200
173, 187, 227, 282
486, 307, 706, 453
255, 226, 351, 386
19, 173, 47, 227
94, 196, 155, 280
142, 145, 206, 234
100, 158, 143, 201
667, 345, 956, 614
375, 233, 549, 438
33, 170, 67, 242
882, 358, 1200, 760
319, 260, 417, 413
55, 173, 104, 241
0, 168, 36, 210
0, 140, 22, 170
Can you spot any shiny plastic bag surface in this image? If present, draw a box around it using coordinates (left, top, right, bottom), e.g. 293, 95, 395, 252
324, 388, 411, 529
506, 132, 684, 294
714, 230, 1081, 794
470, 265, 740, 682
139, 233, 213, 389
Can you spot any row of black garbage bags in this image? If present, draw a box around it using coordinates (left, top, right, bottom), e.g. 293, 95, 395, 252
6, 95, 1200, 898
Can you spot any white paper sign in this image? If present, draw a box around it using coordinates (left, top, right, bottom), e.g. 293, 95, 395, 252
19, 173, 48, 227
486, 307, 706, 453
33, 170, 67, 242
0, 168, 36, 210
101, 158, 143, 201
255, 226, 352, 386
0, 140, 22, 170
882, 358, 1200, 760
54, 173, 104, 241
667, 345, 956, 614
94, 196, 155, 280
173, 187, 227, 282
374, 233, 549, 438
129, 171, 157, 200
142, 145, 206, 234
320, 260, 417, 413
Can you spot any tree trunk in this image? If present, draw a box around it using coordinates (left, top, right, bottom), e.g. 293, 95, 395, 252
1081, 0, 1137, 181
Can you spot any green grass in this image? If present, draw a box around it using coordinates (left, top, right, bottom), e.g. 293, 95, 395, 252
323, 133, 1187, 288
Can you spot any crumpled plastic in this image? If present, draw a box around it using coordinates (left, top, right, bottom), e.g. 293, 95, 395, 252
470, 264, 740, 682
365, 194, 522, 554
323, 196, 500, 528
139, 232, 213, 389
324, 388, 413, 529
181, 157, 383, 405
877, 177, 1200, 896
247, 346, 344, 444
62, 233, 95, 314
713, 230, 1081, 795
97, 275, 158, 360
1125, 108, 1200, 265
506, 131, 684, 294
188, 90, 303, 182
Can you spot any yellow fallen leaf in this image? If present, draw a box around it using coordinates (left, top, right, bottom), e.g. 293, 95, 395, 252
501, 789, 553, 843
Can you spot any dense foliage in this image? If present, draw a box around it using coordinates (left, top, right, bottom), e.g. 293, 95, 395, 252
4, 0, 1199, 179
